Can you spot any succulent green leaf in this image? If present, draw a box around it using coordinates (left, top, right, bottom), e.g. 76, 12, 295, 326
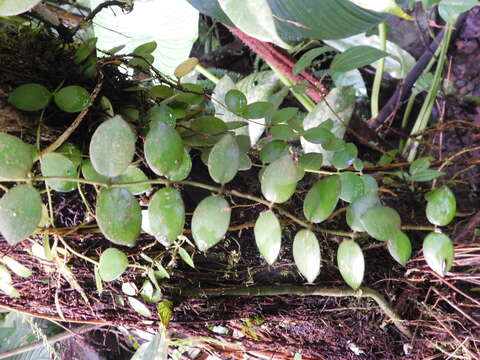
58, 143, 83, 168
387, 231, 412, 266
167, 148, 192, 181
332, 142, 358, 170
361, 206, 401, 241
81, 159, 109, 183
303, 175, 341, 223
293, 229, 321, 283
260, 154, 297, 204
425, 186, 456, 226
235, 135, 251, 153
191, 196, 231, 251
191, 116, 228, 135
113, 166, 151, 195
40, 153, 77, 192
259, 140, 288, 163
98, 248, 128, 282
340, 172, 364, 203
90, 115, 136, 177
208, 134, 240, 184
346, 193, 380, 232
145, 120, 184, 176
225, 89, 247, 114
254, 210, 282, 265
8, 83, 51, 111
298, 153, 323, 171
0, 185, 42, 245
362, 174, 378, 194
134, 41, 157, 55
423, 232, 455, 276
96, 188, 141, 247
179, 248, 195, 269
145, 105, 176, 127
148, 188, 185, 247
54, 86, 91, 113
337, 239, 364, 290
0, 133, 33, 179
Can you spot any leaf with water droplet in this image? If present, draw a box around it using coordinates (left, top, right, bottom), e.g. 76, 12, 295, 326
337, 239, 364, 290
293, 229, 321, 283
0, 185, 42, 245
0, 133, 33, 179
90, 115, 136, 177
191, 196, 231, 251
96, 188, 141, 247
254, 210, 281, 265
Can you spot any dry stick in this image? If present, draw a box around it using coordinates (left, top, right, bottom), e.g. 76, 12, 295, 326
181, 285, 412, 338
0, 324, 99, 360
372, 12, 468, 130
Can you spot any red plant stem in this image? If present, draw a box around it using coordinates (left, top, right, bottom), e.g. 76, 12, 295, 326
225, 25, 328, 103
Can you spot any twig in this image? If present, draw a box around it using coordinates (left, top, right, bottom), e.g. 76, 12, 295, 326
72, 0, 131, 35
180, 285, 412, 337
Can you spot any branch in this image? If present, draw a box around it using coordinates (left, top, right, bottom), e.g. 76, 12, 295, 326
180, 285, 412, 338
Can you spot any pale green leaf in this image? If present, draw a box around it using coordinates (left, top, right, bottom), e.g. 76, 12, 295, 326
128, 297, 152, 318
303, 175, 341, 223
425, 186, 456, 226
98, 248, 128, 282
254, 210, 281, 265
113, 166, 151, 195
0, 0, 42, 16
423, 232, 455, 276
337, 239, 364, 290
293, 229, 321, 283
208, 134, 240, 184
40, 153, 77, 192
360, 206, 401, 241
261, 154, 297, 204
0, 133, 33, 180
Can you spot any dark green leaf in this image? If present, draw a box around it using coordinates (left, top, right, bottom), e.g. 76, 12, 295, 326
425, 186, 456, 226
339, 172, 364, 203
271, 107, 298, 124
134, 41, 157, 55
225, 89, 247, 114
167, 148, 192, 181
411, 169, 444, 182
303, 126, 333, 144
54, 86, 91, 113
112, 166, 151, 195
96, 188, 141, 247
271, 124, 297, 141
243, 101, 273, 119
191, 116, 228, 135
208, 134, 240, 184
329, 46, 389, 73
298, 153, 323, 171
361, 206, 401, 241
331, 143, 358, 170
145, 105, 176, 127
259, 140, 287, 163
58, 143, 83, 168
8, 83, 52, 111
303, 175, 340, 223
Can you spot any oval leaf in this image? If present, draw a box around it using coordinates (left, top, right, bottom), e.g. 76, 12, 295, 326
346, 193, 381, 232
423, 232, 455, 277
81, 159, 109, 183
113, 166, 151, 195
208, 134, 240, 184
387, 231, 412, 266
0, 0, 42, 16
98, 248, 128, 282
329, 46, 389, 73
8, 83, 51, 111
41, 153, 77, 192
361, 206, 401, 241
54, 86, 91, 113
96, 188, 141, 247
0, 185, 42, 244
90, 115, 136, 177
425, 186, 456, 226
337, 239, 364, 290
293, 229, 321, 283
148, 188, 185, 247
145, 120, 184, 176
191, 196, 231, 251
254, 210, 281, 265
340, 171, 364, 203
261, 154, 297, 204
303, 175, 341, 223
128, 297, 152, 318
167, 148, 192, 181
0, 133, 33, 179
